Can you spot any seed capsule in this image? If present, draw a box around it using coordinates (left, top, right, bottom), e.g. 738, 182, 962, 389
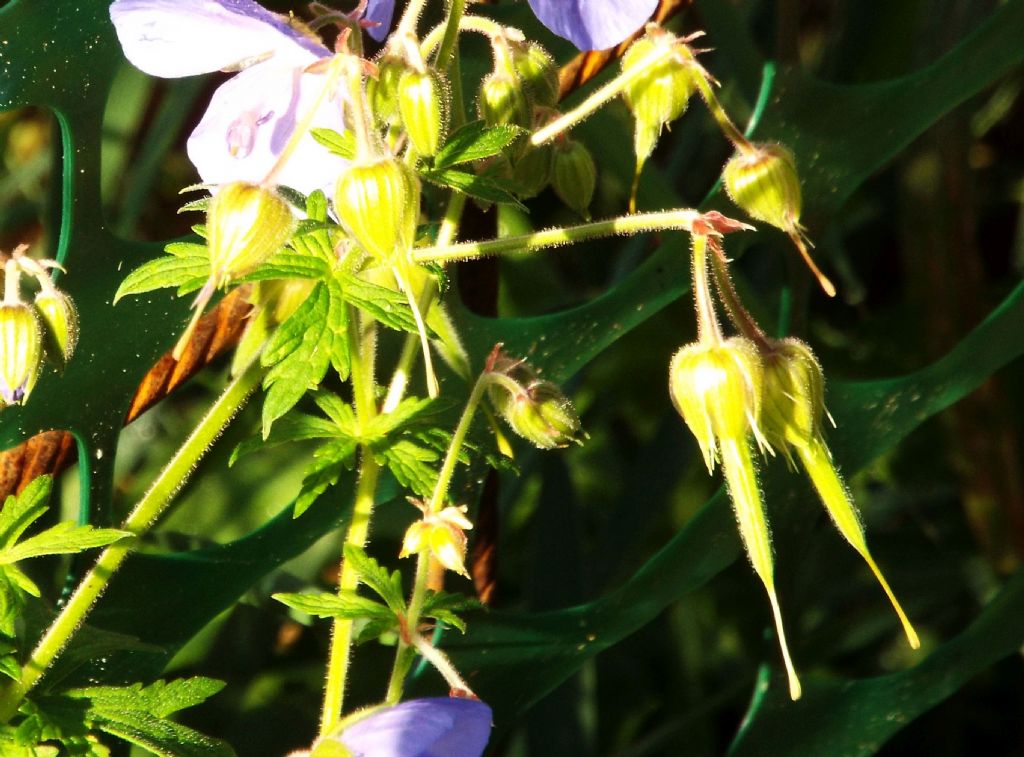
622, 37, 698, 162
551, 140, 596, 219
760, 338, 825, 461
34, 289, 79, 368
668, 337, 765, 471
335, 158, 420, 261
398, 68, 449, 157
369, 55, 407, 125
0, 303, 42, 406
478, 72, 530, 129
207, 182, 295, 285
511, 42, 559, 108
511, 145, 552, 199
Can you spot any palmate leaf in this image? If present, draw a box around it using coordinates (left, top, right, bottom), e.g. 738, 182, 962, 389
273, 590, 395, 623
0, 523, 130, 564
432, 121, 521, 169
421, 168, 525, 208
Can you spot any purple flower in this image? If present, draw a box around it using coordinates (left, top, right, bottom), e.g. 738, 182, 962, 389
109, 0, 393, 192
335, 697, 492, 757
527, 0, 659, 51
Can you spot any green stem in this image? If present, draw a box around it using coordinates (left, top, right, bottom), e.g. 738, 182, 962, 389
434, 0, 466, 72
0, 358, 264, 721
420, 16, 512, 58
709, 239, 769, 348
395, 0, 429, 38
691, 235, 723, 344
413, 208, 705, 264
530, 44, 671, 146
383, 372, 490, 701
693, 74, 754, 153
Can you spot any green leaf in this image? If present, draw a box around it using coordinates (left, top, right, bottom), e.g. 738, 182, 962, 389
362, 397, 438, 442
229, 412, 345, 465
432, 121, 521, 169
293, 438, 358, 518
70, 678, 226, 719
1, 524, 130, 563
421, 590, 483, 634
240, 251, 329, 282
0, 476, 52, 550
341, 544, 406, 616
312, 391, 358, 434
260, 279, 350, 436
337, 271, 427, 336
421, 168, 525, 208
113, 247, 209, 303
310, 128, 356, 160
272, 591, 395, 622
373, 439, 440, 499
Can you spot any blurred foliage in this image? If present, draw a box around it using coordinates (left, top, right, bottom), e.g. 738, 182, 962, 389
1, 0, 1023, 755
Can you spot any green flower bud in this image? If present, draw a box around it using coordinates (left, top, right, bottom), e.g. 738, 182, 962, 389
398, 68, 449, 157
0, 303, 42, 406
207, 182, 295, 285
511, 144, 552, 199
335, 158, 420, 261
760, 338, 825, 459
34, 289, 79, 368
504, 379, 584, 450
368, 55, 407, 124
722, 143, 801, 234
622, 37, 698, 162
511, 42, 559, 108
668, 337, 765, 471
552, 140, 597, 219
478, 72, 530, 129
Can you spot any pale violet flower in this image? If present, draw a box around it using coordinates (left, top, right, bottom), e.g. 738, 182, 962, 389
334, 697, 492, 757
527, 0, 659, 51
109, 0, 393, 192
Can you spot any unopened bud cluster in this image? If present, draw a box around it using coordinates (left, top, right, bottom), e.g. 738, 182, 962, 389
0, 247, 80, 408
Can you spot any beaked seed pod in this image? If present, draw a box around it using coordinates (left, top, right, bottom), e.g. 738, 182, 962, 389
369, 55, 407, 124
0, 303, 42, 406
34, 289, 79, 367
722, 143, 802, 233
207, 182, 295, 285
398, 68, 449, 157
669, 337, 765, 471
551, 140, 597, 219
622, 37, 698, 161
512, 145, 552, 199
511, 42, 559, 108
504, 379, 584, 450
760, 338, 826, 457
335, 158, 420, 261
478, 72, 530, 129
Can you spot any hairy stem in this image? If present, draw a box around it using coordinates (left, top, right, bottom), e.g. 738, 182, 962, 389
692, 235, 723, 344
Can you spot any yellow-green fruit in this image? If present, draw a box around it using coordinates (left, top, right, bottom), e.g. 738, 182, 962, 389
0, 303, 42, 406
551, 140, 596, 218
722, 143, 802, 232
207, 182, 295, 284
669, 337, 764, 471
512, 42, 559, 108
504, 380, 584, 450
622, 37, 697, 160
34, 289, 79, 367
398, 68, 449, 157
512, 145, 552, 199
478, 72, 531, 128
335, 158, 420, 261
369, 55, 407, 124
761, 338, 826, 454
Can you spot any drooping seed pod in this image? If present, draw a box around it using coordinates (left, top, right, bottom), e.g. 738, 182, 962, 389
34, 289, 79, 368
335, 158, 421, 261
207, 182, 295, 285
723, 144, 802, 234
551, 140, 597, 219
478, 72, 531, 129
398, 68, 449, 157
622, 36, 698, 163
0, 303, 42, 407
668, 337, 765, 471
511, 144, 552, 199
511, 41, 559, 108
760, 337, 825, 461
368, 54, 408, 125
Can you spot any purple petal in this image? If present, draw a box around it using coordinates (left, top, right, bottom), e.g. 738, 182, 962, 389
364, 0, 396, 43
527, 0, 658, 50
186, 60, 347, 194
109, 0, 329, 77
339, 698, 492, 757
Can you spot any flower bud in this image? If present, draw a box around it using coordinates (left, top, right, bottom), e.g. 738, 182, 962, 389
506, 379, 584, 450
398, 68, 449, 158
551, 140, 596, 219
478, 72, 530, 129
511, 145, 552, 199
335, 158, 420, 261
722, 143, 801, 234
369, 55, 407, 124
400, 501, 474, 577
622, 37, 698, 162
0, 303, 42, 406
511, 42, 559, 108
668, 337, 765, 471
207, 182, 295, 285
34, 289, 79, 368
760, 338, 825, 458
